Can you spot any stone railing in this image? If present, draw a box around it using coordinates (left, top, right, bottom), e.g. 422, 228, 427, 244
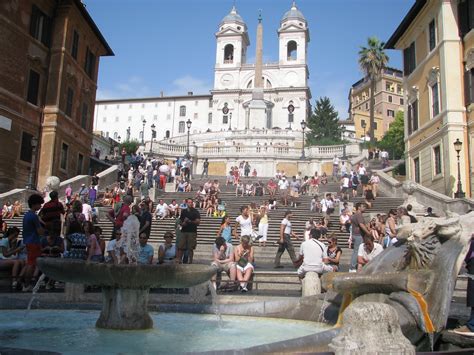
152, 142, 361, 160
375, 164, 474, 216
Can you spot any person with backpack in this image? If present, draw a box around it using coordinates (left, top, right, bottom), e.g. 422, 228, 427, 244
351, 172, 359, 198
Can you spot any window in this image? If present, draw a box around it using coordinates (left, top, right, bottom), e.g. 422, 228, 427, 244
429, 19, 436, 51
400, 98, 404, 105
29, 5, 51, 47
77, 154, 84, 176
387, 109, 395, 117
464, 68, 474, 105
166, 114, 171, 120
458, 0, 474, 37
386, 82, 391, 91
20, 132, 33, 163
208, 112, 212, 124
66, 88, 74, 117
165, 130, 170, 138
433, 145, 442, 175
365, 102, 368, 110
431, 82, 440, 117
397, 85, 403, 94
388, 95, 393, 103
71, 30, 79, 60
193, 113, 198, 119
84, 47, 96, 79
115, 117, 119, 122
408, 100, 419, 135
178, 121, 185, 133
102, 117, 106, 123
179, 105, 186, 116
128, 116, 132, 122
223, 115, 228, 124
373, 122, 378, 130
224, 44, 234, 63
60, 143, 69, 170
27, 69, 40, 105
209, 99, 213, 108
81, 103, 88, 129
153, 115, 158, 121
287, 41, 297, 60
403, 41, 416, 76
414, 157, 420, 183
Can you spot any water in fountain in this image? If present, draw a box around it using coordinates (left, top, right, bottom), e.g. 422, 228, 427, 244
317, 292, 331, 323
26, 273, 46, 311
208, 281, 223, 327
118, 214, 140, 264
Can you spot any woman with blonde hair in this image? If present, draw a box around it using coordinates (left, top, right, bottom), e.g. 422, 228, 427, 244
234, 235, 254, 292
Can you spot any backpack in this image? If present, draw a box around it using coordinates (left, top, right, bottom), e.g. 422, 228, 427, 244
352, 175, 359, 186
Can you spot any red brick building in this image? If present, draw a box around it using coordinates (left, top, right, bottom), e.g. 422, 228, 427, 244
0, 0, 113, 192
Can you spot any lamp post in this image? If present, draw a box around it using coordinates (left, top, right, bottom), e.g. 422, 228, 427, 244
117, 135, 121, 143
229, 112, 232, 131
300, 120, 306, 159
341, 125, 347, 160
26, 136, 38, 190
361, 121, 367, 142
150, 124, 156, 154
454, 138, 465, 198
141, 118, 147, 144
185, 118, 192, 159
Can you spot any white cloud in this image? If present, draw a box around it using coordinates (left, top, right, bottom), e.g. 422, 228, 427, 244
96, 76, 153, 100
168, 75, 211, 96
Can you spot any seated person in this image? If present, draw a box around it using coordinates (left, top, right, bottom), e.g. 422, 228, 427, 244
0, 227, 25, 290
326, 236, 342, 270
215, 199, 226, 218
320, 173, 328, 185
267, 179, 277, 197
2, 201, 13, 219
315, 217, 329, 239
102, 188, 114, 206
235, 182, 244, 197
254, 181, 264, 196
210, 236, 236, 290
41, 221, 64, 258
167, 199, 180, 218
138, 233, 154, 264
294, 229, 335, 279
176, 178, 186, 192
339, 209, 351, 232
158, 231, 176, 264
105, 230, 122, 264
304, 218, 317, 241
234, 235, 254, 292
12, 201, 23, 218
357, 235, 383, 272
245, 182, 254, 196
154, 199, 168, 220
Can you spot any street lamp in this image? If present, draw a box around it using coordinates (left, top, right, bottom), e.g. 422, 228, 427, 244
229, 112, 232, 131
341, 125, 347, 160
26, 136, 38, 190
150, 123, 156, 153
361, 121, 367, 142
300, 120, 306, 159
185, 118, 192, 159
141, 118, 147, 144
117, 135, 121, 143
454, 138, 465, 198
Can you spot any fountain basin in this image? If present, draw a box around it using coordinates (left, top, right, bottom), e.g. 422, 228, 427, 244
37, 258, 216, 289
0, 310, 331, 353
36, 258, 217, 330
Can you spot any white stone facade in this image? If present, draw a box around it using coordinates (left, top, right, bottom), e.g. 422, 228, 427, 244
93, 3, 311, 144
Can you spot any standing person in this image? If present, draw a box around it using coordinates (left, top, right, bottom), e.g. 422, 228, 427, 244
140, 180, 149, 201
257, 206, 269, 247
201, 158, 209, 179
0, 227, 25, 290
22, 194, 45, 291
350, 203, 371, 272
39, 191, 65, 231
177, 198, 201, 264
369, 172, 380, 198
453, 234, 474, 336
65, 184, 72, 204
121, 147, 127, 165
332, 155, 340, 179
234, 206, 254, 240
107, 195, 132, 239
278, 176, 289, 207
78, 184, 88, 203
289, 176, 301, 208
274, 210, 300, 268
139, 203, 153, 238
88, 185, 97, 208
91, 172, 100, 191
244, 162, 251, 177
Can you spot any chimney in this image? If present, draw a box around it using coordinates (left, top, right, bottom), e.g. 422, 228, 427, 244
188, 91, 193, 96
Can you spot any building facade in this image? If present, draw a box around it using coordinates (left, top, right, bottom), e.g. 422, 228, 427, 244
386, 0, 474, 198
348, 67, 405, 141
0, 0, 113, 192
93, 3, 311, 145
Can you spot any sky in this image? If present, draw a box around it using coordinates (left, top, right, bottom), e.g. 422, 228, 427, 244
84, 0, 413, 118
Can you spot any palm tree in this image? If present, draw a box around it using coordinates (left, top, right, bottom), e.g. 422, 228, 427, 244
358, 37, 389, 143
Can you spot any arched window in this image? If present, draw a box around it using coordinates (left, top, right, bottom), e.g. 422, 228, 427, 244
224, 44, 234, 63
266, 79, 272, 88
287, 41, 297, 60
165, 130, 170, 138
247, 80, 253, 89
113, 132, 118, 140
208, 113, 212, 124
178, 121, 185, 133
179, 105, 186, 117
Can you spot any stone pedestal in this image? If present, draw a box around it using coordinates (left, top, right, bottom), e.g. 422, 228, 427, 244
329, 302, 415, 354
302, 272, 321, 297
165, 182, 175, 193
65, 283, 84, 302
96, 288, 153, 330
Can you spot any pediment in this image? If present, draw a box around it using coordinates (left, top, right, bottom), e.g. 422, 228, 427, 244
279, 24, 305, 32
217, 27, 242, 36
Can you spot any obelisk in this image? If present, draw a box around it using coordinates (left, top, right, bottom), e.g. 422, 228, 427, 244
247, 11, 267, 129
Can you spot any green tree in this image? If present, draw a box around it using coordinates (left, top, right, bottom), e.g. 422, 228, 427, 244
120, 139, 140, 155
306, 97, 342, 146
358, 36, 389, 143
378, 111, 405, 159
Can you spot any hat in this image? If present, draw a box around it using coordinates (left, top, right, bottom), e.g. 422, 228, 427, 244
81, 183, 86, 186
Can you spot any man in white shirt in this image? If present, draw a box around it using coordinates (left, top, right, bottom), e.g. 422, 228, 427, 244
357, 235, 383, 272
294, 229, 334, 279
154, 199, 169, 219
210, 236, 236, 290
278, 177, 290, 207
82, 202, 92, 222
357, 163, 367, 177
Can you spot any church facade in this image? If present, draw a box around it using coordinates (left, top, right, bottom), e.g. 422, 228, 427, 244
93, 3, 311, 144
